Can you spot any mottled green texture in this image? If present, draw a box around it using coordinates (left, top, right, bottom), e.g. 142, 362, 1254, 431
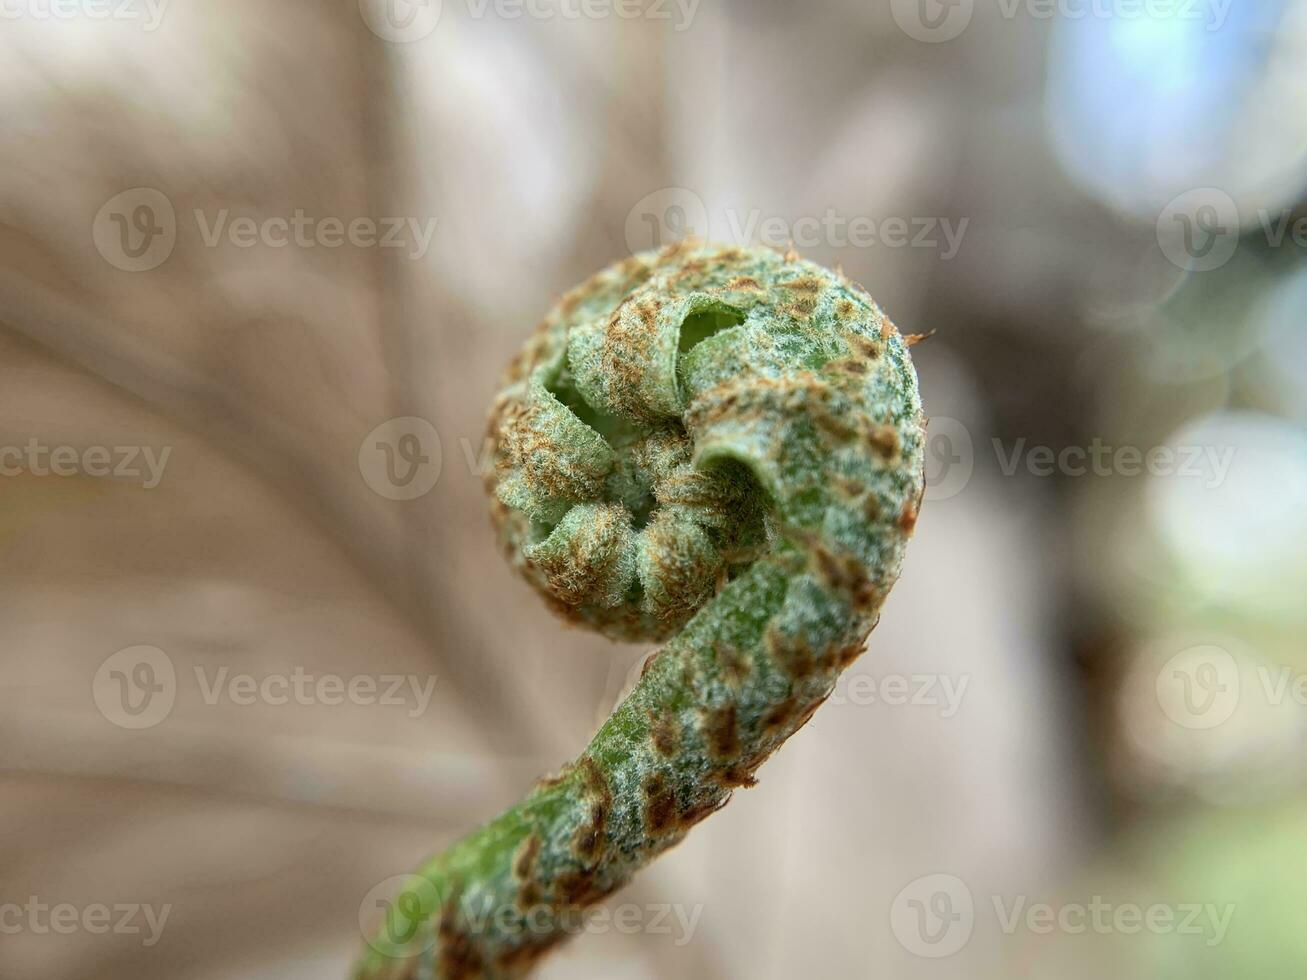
354, 243, 926, 980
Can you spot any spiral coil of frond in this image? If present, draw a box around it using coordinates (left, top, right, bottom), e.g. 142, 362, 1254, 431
356, 242, 925, 980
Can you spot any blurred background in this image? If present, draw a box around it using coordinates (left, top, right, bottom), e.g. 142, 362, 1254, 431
2, 0, 1306, 977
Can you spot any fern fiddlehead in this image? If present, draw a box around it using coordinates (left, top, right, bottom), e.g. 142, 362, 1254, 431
355, 242, 926, 979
